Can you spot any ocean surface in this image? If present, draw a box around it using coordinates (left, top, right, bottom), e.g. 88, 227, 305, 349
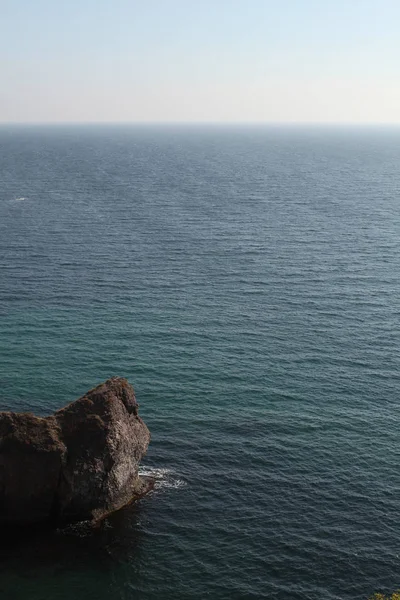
1, 124, 400, 600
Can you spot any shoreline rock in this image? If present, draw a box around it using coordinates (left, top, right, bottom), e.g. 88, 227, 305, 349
0, 377, 152, 526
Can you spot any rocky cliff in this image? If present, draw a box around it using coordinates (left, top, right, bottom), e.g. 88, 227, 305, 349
0, 377, 152, 525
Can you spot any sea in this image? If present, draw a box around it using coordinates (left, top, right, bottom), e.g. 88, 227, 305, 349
0, 124, 400, 600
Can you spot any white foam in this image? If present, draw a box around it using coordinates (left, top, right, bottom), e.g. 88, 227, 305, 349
139, 466, 173, 478
139, 466, 187, 490
159, 479, 186, 489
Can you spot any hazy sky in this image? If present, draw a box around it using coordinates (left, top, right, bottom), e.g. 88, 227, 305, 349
1, 0, 400, 123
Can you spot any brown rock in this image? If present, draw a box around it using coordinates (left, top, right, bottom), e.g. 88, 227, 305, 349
0, 378, 152, 526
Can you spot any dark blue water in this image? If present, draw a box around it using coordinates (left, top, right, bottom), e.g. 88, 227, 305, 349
1, 125, 400, 600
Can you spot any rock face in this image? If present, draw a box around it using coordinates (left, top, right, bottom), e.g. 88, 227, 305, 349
0, 378, 151, 526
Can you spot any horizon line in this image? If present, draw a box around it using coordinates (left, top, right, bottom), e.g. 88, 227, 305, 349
1, 121, 400, 127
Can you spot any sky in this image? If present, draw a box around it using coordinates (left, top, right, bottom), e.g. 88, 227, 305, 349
1, 0, 400, 123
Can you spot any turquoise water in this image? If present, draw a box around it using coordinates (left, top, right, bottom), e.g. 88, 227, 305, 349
1, 125, 400, 599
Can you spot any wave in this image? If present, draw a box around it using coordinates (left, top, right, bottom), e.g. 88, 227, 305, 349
139, 466, 186, 490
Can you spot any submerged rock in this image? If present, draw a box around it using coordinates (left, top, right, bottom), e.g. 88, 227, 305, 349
0, 377, 152, 526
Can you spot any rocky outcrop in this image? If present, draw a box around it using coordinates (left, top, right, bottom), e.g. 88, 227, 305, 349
0, 378, 152, 526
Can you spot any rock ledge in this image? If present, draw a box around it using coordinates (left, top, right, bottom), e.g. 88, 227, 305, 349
0, 377, 152, 526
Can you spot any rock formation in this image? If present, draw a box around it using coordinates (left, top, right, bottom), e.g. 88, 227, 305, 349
0, 377, 152, 526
